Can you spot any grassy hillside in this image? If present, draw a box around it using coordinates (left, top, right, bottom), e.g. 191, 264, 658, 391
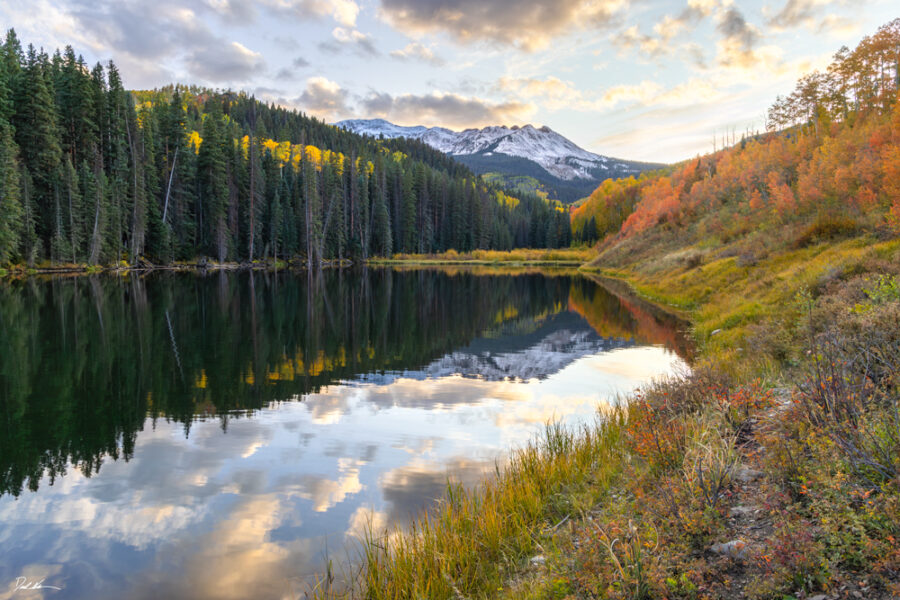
315, 20, 900, 600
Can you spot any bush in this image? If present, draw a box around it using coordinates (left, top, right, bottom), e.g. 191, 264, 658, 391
799, 293, 900, 487
794, 217, 860, 248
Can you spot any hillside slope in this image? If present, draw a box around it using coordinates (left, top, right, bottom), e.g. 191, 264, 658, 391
584, 16, 900, 366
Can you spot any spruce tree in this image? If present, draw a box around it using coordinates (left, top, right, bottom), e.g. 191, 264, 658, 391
13, 45, 62, 257
0, 122, 23, 263
197, 101, 229, 261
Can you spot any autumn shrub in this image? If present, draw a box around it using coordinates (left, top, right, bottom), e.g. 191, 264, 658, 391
751, 513, 829, 599
573, 517, 665, 600
793, 216, 860, 249
798, 300, 900, 487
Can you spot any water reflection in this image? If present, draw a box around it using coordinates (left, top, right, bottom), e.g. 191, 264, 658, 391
0, 268, 689, 599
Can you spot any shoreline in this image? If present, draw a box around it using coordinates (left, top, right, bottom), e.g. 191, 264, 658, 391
0, 253, 595, 278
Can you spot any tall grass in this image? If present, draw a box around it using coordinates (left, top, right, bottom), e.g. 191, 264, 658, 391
323, 417, 624, 599
370, 247, 596, 265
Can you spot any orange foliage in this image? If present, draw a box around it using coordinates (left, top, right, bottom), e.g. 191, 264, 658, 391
588, 22, 900, 242
767, 171, 796, 218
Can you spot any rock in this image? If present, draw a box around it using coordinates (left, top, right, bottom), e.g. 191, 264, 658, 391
711, 329, 722, 336
710, 539, 748, 559
808, 595, 827, 600
735, 466, 764, 483
529, 555, 546, 567
729, 505, 756, 517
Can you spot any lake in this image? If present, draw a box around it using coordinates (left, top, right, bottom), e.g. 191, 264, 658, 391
0, 268, 689, 599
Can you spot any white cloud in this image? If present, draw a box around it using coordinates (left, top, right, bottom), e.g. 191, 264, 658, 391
360, 91, 537, 129
296, 76, 351, 119
390, 42, 444, 65
378, 0, 629, 51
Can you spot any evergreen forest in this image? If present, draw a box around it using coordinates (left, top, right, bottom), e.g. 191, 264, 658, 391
0, 29, 572, 268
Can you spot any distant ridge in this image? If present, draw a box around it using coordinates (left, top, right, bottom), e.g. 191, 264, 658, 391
336, 119, 664, 202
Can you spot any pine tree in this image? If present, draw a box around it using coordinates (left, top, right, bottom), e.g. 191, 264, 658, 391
197, 101, 229, 261
13, 45, 62, 258
371, 161, 392, 257
0, 122, 23, 263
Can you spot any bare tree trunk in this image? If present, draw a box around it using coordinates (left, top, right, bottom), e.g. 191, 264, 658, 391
89, 179, 102, 265
163, 146, 179, 223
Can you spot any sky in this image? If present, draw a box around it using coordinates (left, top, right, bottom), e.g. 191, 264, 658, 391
0, 0, 895, 163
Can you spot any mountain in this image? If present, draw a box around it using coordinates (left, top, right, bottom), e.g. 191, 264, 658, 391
335, 119, 664, 202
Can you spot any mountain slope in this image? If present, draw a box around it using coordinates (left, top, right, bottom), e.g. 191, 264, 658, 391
336, 119, 663, 202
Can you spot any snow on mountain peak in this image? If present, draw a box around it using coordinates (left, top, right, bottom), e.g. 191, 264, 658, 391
335, 118, 632, 182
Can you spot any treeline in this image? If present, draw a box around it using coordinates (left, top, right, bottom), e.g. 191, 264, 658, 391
572, 18, 900, 243
767, 19, 900, 131
0, 30, 571, 267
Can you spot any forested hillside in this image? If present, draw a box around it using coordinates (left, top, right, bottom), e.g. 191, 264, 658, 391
573, 19, 900, 247
0, 30, 571, 268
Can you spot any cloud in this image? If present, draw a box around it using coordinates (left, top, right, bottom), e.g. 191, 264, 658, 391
390, 42, 444, 65
377, 0, 628, 51
611, 0, 718, 60
599, 80, 664, 106
8, 0, 272, 87
717, 7, 759, 51
497, 76, 588, 111
292, 56, 311, 68
765, 0, 858, 37
296, 76, 351, 119
186, 41, 265, 82
612, 25, 666, 58
766, 0, 830, 29
319, 26, 379, 55
202, 0, 257, 22
713, 6, 779, 72
260, 0, 360, 27
498, 75, 728, 113
816, 13, 860, 37
359, 91, 536, 128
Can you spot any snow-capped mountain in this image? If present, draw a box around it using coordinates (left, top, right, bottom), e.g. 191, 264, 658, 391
336, 118, 662, 201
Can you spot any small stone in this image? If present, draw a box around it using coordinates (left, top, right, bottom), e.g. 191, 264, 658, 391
735, 467, 764, 483
529, 555, 545, 567
711, 329, 722, 336
710, 540, 748, 559
729, 505, 755, 517
852, 592, 862, 598
808, 595, 827, 600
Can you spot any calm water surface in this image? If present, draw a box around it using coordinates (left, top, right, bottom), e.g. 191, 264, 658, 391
0, 268, 689, 599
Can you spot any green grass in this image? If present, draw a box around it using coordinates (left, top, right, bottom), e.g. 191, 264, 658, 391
369, 248, 596, 266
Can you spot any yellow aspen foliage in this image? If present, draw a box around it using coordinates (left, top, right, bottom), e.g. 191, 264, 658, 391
262, 138, 279, 155
188, 130, 203, 154
305, 145, 322, 169
274, 141, 291, 164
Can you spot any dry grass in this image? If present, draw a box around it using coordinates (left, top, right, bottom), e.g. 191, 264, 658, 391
368, 247, 596, 266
